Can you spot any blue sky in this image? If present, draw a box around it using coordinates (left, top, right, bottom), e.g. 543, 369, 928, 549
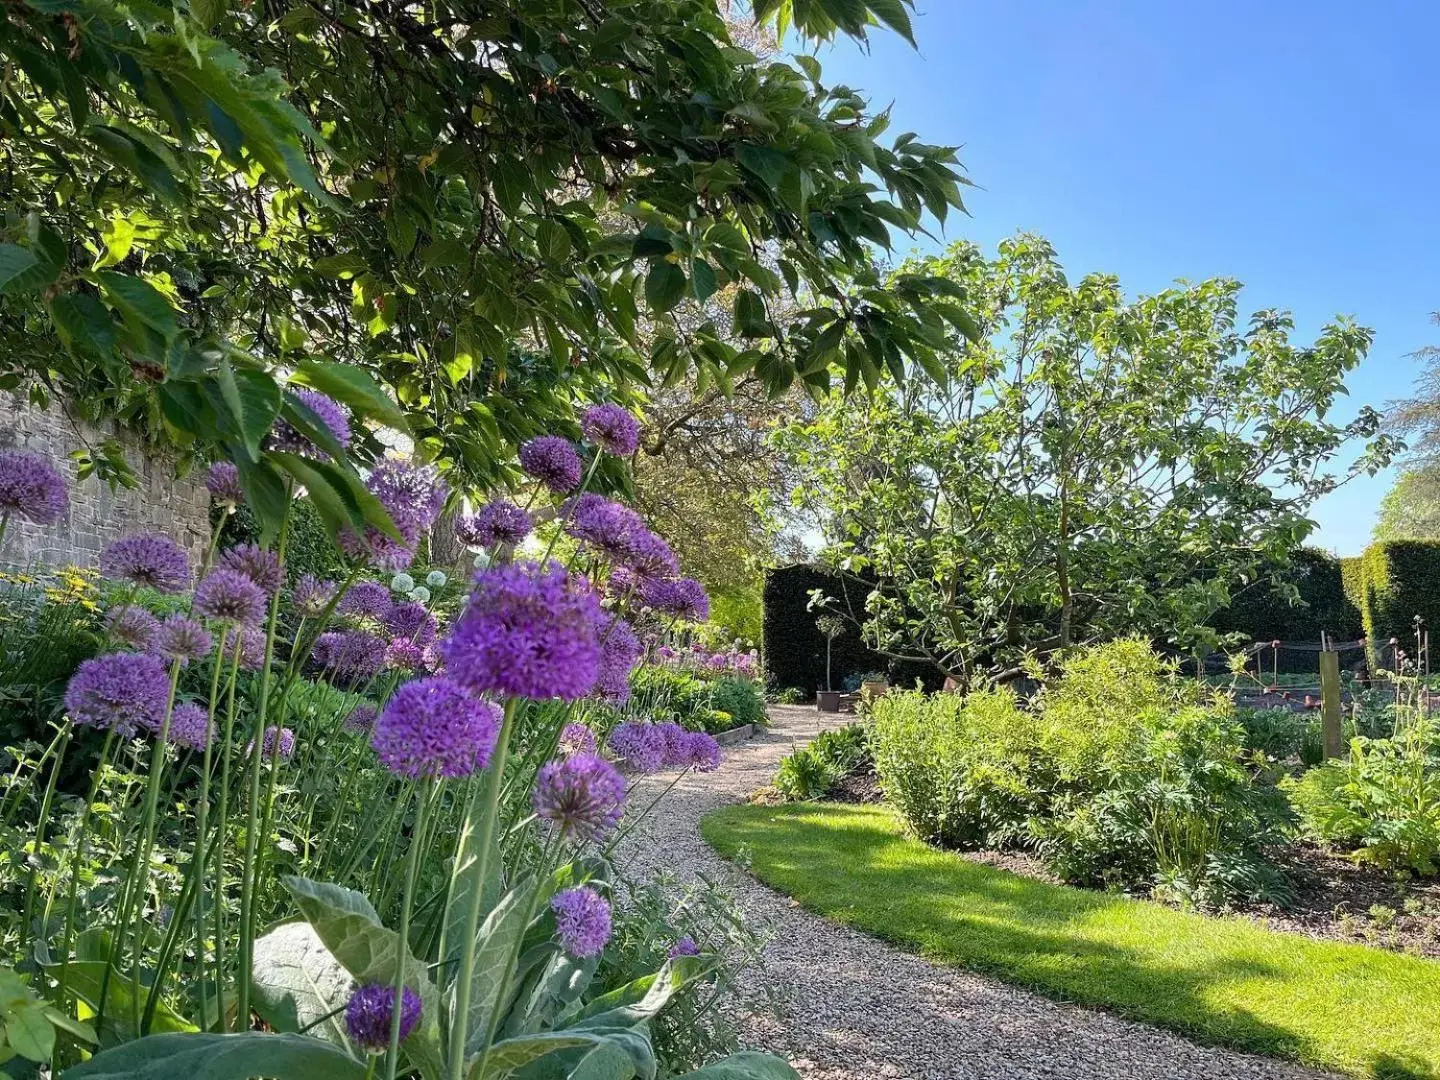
816, 0, 1439, 555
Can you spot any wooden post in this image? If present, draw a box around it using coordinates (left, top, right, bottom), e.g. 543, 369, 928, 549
1319, 650, 1343, 759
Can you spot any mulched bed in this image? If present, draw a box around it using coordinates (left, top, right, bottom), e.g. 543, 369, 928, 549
824, 765, 1440, 958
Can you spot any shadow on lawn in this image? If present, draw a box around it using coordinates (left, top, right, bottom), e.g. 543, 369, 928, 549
708, 804, 1436, 1080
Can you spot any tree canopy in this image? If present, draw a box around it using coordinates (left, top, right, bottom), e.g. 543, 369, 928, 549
1, 0, 970, 535
779, 235, 1398, 687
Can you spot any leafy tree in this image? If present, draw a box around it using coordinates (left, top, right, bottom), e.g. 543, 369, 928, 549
1374, 466, 1440, 540
1377, 311, 1440, 540
0, 0, 971, 522
779, 235, 1398, 687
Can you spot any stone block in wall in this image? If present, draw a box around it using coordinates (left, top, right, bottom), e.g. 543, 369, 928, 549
0, 392, 211, 575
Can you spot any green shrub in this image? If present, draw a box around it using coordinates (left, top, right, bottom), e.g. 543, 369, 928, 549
220, 501, 347, 584
870, 640, 1292, 904
775, 723, 871, 801
708, 676, 765, 728
1285, 726, 1440, 874
1236, 706, 1313, 760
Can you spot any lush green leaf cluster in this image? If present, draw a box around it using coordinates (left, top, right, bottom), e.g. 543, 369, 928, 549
774, 723, 869, 801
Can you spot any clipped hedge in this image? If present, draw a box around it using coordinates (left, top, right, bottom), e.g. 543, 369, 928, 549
219, 500, 349, 584
1344, 540, 1440, 665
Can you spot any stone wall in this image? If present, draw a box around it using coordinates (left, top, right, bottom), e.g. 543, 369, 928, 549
0, 393, 211, 573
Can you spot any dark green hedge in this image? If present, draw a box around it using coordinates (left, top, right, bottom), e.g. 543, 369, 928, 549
761, 564, 943, 698
1345, 540, 1440, 665
218, 501, 349, 584
1207, 549, 1361, 670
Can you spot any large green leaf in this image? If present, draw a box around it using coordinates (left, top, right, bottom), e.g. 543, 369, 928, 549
471, 1032, 597, 1077
94, 271, 179, 340
569, 958, 709, 1031
677, 1053, 803, 1079
507, 951, 599, 1037
0, 243, 55, 296
292, 359, 410, 434
462, 876, 536, 1055
210, 363, 283, 460
506, 1025, 655, 1080
52, 961, 197, 1040
62, 1032, 368, 1080
644, 261, 687, 314
250, 922, 357, 1050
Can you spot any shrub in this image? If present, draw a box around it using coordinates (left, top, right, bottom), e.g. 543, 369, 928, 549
1285, 726, 1440, 875
708, 675, 765, 728
1236, 706, 1315, 760
775, 723, 870, 801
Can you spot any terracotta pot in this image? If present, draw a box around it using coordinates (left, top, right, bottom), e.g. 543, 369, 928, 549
860, 679, 889, 701
816, 690, 843, 713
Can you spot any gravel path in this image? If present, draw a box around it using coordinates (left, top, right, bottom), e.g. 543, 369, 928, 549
617, 705, 1337, 1080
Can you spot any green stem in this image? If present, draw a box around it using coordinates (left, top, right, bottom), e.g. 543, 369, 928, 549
19, 722, 71, 960
385, 782, 433, 1080
212, 636, 245, 1031
53, 729, 112, 1018
445, 699, 517, 1080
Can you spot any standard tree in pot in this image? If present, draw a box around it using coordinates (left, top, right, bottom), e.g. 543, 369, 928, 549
816, 614, 847, 712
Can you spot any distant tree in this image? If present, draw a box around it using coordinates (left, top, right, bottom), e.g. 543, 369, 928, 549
1377, 312, 1440, 539
1374, 466, 1440, 539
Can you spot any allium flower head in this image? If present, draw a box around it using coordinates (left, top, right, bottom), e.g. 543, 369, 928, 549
457, 499, 535, 549
370, 676, 501, 780
626, 530, 679, 578
269, 388, 352, 459
551, 887, 612, 958
581, 404, 641, 456
440, 561, 603, 701
156, 615, 214, 665
639, 576, 710, 622
167, 702, 214, 752
533, 752, 626, 842
385, 601, 436, 645
104, 605, 161, 651
205, 462, 244, 506
680, 730, 722, 772
291, 574, 337, 617
558, 723, 597, 756
565, 495, 647, 565
390, 573, 416, 594
386, 638, 426, 672
595, 616, 641, 702
426, 570, 447, 589
64, 652, 170, 736
345, 984, 421, 1053
223, 626, 268, 672
218, 543, 283, 597
100, 534, 191, 593
368, 459, 448, 532
608, 721, 668, 774
668, 936, 701, 959
655, 722, 688, 767
339, 580, 393, 620
519, 436, 583, 492
0, 449, 68, 525
343, 702, 379, 733
313, 630, 388, 679
408, 586, 430, 604
194, 568, 268, 627
253, 725, 296, 761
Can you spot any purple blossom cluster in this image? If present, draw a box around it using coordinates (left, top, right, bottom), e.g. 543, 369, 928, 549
441, 561, 604, 701
557, 723, 597, 756
637, 576, 710, 622
223, 626, 268, 672
167, 703, 214, 752
519, 435, 583, 492
313, 630, 388, 679
564, 495, 678, 579
455, 500, 533, 549
218, 543, 284, 597
532, 752, 626, 841
269, 389, 352, 459
155, 615, 214, 665
668, 936, 701, 959
385, 638, 427, 673
104, 605, 160, 651
657, 642, 757, 677
580, 404, 640, 457
370, 676, 501, 779
385, 601, 436, 645
0, 449, 68, 525
551, 886, 612, 958
608, 721, 721, 774
343, 702, 379, 733
64, 652, 171, 736
345, 984, 421, 1053
340, 459, 448, 572
595, 615, 642, 702
254, 726, 296, 761
194, 569, 268, 627
292, 574, 338, 617
205, 462, 244, 506
100, 534, 191, 594
338, 580, 393, 620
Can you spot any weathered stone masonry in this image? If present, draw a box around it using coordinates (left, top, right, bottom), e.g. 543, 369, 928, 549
0, 392, 210, 572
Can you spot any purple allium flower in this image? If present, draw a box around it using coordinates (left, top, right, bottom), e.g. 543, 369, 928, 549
0, 449, 68, 525
370, 676, 501, 780
167, 702, 213, 752
252, 725, 296, 761
343, 702, 379, 733
623, 529, 679, 579
608, 720, 668, 774
386, 638, 426, 672
440, 561, 603, 701
218, 543, 283, 597
533, 752, 626, 842
313, 630, 388, 679
104, 604, 161, 651
581, 404, 641, 456
269, 388, 352, 459
292, 574, 338, 617
345, 984, 422, 1054
668, 936, 701, 959
455, 500, 534, 549
194, 568, 268, 627
639, 576, 710, 622
64, 652, 171, 736
551, 887, 612, 958
595, 616, 641, 703
338, 580, 393, 620
155, 615, 214, 665
205, 462, 244, 506
565, 495, 648, 565
656, 645, 676, 661
100, 533, 190, 593
655, 722, 688, 768
369, 459, 448, 532
519, 436, 583, 493
385, 601, 436, 645
338, 522, 418, 573
558, 722, 597, 757
680, 730, 722, 772
222, 626, 268, 672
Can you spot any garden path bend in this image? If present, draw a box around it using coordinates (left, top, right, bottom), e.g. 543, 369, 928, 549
617, 704, 1336, 1080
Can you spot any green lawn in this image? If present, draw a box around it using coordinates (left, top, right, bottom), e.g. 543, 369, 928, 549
702, 802, 1440, 1080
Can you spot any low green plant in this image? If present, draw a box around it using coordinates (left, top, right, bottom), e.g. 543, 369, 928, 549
1286, 725, 1440, 874
770, 687, 809, 705
775, 725, 871, 802
1236, 706, 1313, 760
708, 676, 765, 729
